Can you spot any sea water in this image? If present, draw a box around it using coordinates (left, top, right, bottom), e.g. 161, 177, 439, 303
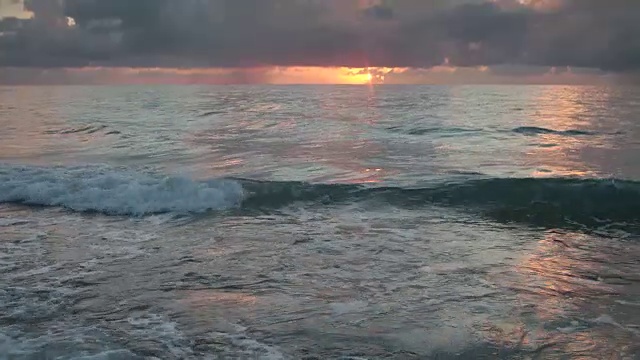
1, 85, 639, 359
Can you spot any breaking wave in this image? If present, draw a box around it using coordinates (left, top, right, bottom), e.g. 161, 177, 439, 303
0, 165, 244, 216
1, 164, 639, 231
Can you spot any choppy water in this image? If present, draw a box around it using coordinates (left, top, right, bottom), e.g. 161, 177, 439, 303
1, 85, 639, 359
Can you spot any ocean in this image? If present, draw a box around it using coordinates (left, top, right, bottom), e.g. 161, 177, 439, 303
0, 85, 639, 359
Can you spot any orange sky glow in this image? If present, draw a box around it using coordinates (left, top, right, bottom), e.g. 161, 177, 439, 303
0, 64, 619, 86
64, 66, 403, 85
51, 64, 615, 86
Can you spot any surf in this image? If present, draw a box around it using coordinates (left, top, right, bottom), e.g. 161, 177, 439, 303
1, 164, 639, 232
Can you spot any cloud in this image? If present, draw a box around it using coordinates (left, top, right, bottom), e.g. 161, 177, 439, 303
0, 0, 639, 72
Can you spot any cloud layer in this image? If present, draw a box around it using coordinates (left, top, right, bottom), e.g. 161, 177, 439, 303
0, 0, 639, 71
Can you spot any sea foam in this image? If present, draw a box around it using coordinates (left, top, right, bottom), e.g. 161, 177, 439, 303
0, 164, 244, 216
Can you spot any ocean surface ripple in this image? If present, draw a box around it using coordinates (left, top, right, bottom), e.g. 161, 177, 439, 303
1, 85, 639, 359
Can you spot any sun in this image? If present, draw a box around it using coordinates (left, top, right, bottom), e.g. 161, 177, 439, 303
337, 68, 375, 84
334, 67, 395, 84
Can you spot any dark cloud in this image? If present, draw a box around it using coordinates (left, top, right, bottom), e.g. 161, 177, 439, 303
0, 0, 639, 71
525, 0, 640, 71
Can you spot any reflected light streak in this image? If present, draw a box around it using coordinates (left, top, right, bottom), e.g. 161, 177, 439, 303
501, 230, 638, 358
0, 87, 85, 162
515, 233, 599, 319
302, 86, 390, 184
525, 86, 605, 178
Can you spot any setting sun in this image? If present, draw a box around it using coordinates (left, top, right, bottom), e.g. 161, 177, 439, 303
277, 67, 384, 85
64, 66, 401, 85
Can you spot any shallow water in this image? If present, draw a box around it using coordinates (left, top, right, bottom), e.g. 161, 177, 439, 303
1, 85, 639, 359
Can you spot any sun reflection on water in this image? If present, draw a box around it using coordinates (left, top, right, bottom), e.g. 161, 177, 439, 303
486, 229, 640, 358
522, 86, 616, 178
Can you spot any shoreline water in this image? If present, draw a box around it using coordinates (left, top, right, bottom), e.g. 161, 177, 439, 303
1, 85, 639, 359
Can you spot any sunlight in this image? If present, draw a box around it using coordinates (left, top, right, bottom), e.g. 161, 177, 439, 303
525, 86, 605, 178
341, 69, 374, 85
66, 66, 400, 85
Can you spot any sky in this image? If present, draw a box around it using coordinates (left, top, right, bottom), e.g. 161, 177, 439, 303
0, 0, 639, 84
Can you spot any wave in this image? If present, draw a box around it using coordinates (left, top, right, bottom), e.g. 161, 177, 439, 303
44, 125, 116, 136
512, 126, 595, 136
1, 165, 639, 231
385, 126, 482, 136
240, 177, 640, 230
0, 165, 244, 216
386, 125, 601, 138
199, 110, 226, 117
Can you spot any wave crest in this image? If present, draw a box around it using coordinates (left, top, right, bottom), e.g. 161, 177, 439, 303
240, 177, 640, 231
2, 165, 639, 232
512, 126, 594, 136
0, 165, 244, 216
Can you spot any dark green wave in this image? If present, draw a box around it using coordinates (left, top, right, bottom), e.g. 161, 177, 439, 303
239, 177, 640, 232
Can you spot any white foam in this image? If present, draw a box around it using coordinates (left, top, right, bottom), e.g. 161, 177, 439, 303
0, 164, 245, 216
223, 331, 286, 360
72, 350, 140, 360
0, 218, 30, 227
125, 314, 286, 359
590, 314, 640, 335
